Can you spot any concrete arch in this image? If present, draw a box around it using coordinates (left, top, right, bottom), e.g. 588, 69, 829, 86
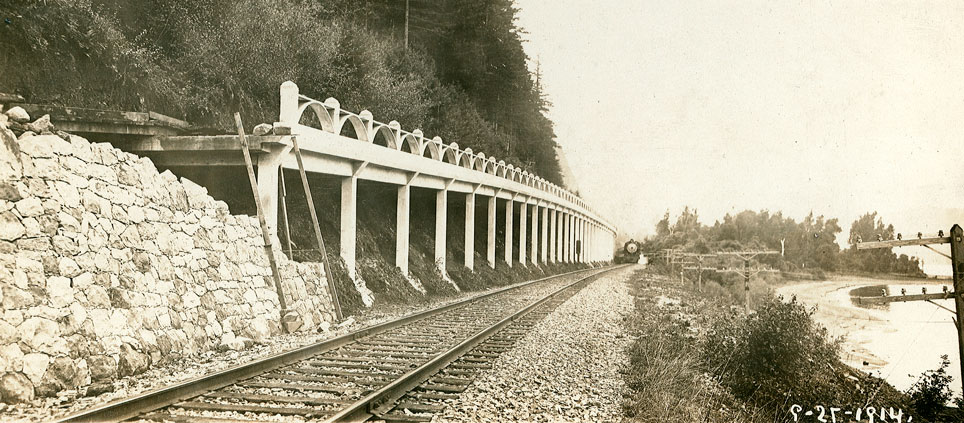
474, 153, 487, 172
296, 101, 336, 132
497, 161, 508, 178
371, 124, 398, 149
420, 139, 441, 160
441, 141, 459, 165
506, 165, 518, 182
336, 114, 368, 141
487, 157, 497, 174
460, 148, 475, 168
399, 133, 420, 154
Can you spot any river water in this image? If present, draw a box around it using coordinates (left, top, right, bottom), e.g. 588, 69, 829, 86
777, 277, 961, 398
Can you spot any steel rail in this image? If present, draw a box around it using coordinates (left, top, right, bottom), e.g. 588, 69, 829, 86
324, 264, 626, 422
54, 265, 612, 423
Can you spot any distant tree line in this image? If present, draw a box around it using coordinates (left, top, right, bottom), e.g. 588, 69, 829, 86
0, 0, 564, 183
643, 208, 924, 277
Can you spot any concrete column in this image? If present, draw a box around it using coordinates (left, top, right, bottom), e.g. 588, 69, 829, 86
580, 219, 587, 263
504, 199, 513, 267
340, 176, 357, 279
518, 201, 527, 267
571, 214, 577, 263
587, 222, 593, 263
255, 144, 291, 243
562, 212, 570, 263
435, 189, 447, 273
395, 185, 410, 274
487, 195, 496, 268
582, 220, 592, 263
540, 206, 549, 264
549, 208, 557, 263
464, 193, 475, 270
530, 203, 538, 266
575, 217, 582, 263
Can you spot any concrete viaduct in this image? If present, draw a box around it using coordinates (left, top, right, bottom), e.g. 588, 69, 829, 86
267, 82, 616, 279
120, 82, 617, 283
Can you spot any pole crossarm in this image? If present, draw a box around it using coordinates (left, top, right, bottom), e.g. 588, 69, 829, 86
716, 250, 780, 260
853, 291, 959, 305
856, 236, 950, 250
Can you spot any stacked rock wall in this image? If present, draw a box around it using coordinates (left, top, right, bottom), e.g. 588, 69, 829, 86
0, 110, 336, 402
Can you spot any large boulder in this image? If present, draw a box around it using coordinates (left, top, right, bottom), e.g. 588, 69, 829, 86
36, 356, 80, 396
0, 372, 34, 403
86, 355, 116, 382
116, 343, 150, 377
25, 115, 53, 134
4, 107, 29, 123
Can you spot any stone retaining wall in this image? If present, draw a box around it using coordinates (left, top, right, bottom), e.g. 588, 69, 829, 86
0, 110, 336, 402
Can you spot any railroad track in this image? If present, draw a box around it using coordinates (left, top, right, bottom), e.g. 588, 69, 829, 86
58, 265, 625, 423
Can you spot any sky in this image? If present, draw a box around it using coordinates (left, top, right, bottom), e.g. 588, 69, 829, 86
514, 0, 964, 274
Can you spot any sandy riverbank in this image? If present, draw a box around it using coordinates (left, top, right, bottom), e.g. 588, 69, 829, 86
776, 274, 957, 392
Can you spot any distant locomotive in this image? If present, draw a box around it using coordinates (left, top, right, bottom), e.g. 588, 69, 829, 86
614, 239, 643, 264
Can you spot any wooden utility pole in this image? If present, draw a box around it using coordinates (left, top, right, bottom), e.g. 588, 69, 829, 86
855, 225, 964, 394
404, 0, 410, 50
716, 250, 780, 313
681, 254, 716, 292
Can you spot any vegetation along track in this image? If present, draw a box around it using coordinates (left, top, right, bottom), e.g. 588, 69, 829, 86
58, 265, 625, 423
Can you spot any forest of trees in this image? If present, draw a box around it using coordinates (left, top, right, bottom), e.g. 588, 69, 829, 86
0, 0, 564, 183
643, 208, 925, 277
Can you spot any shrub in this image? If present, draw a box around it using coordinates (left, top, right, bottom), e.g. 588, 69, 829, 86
702, 296, 844, 409
907, 355, 955, 421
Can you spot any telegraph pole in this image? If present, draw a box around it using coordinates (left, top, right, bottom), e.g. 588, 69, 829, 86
404, 0, 410, 50
716, 250, 780, 313
855, 225, 964, 394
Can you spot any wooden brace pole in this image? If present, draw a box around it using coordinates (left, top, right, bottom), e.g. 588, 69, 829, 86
291, 136, 344, 321
234, 113, 289, 326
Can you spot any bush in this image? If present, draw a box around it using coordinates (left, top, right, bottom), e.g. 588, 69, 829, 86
907, 355, 955, 421
702, 296, 844, 409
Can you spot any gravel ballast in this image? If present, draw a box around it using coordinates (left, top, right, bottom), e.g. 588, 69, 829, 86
433, 265, 635, 422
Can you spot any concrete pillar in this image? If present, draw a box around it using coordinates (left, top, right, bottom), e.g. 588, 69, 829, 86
588, 223, 593, 262
255, 144, 290, 243
435, 189, 447, 273
504, 199, 513, 267
575, 217, 582, 263
549, 208, 557, 263
561, 212, 569, 263
518, 201, 527, 267
487, 195, 496, 268
340, 176, 357, 279
580, 220, 586, 263
395, 185, 410, 274
570, 214, 577, 263
541, 206, 549, 264
530, 203, 538, 266
464, 193, 475, 270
